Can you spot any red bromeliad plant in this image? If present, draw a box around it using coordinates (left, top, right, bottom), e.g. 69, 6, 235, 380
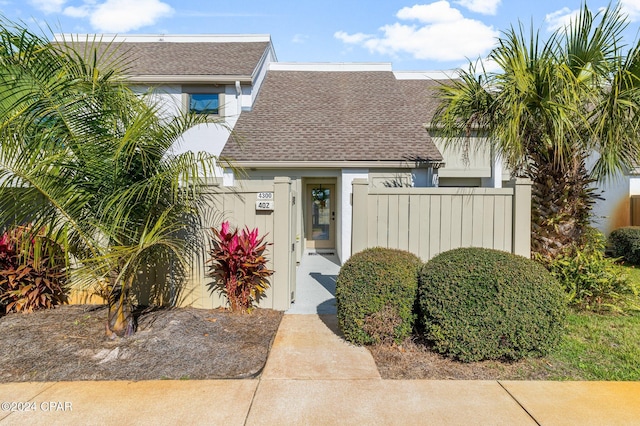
0, 226, 68, 313
207, 221, 273, 312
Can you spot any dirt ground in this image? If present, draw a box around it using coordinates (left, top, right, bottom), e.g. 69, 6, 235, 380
0, 305, 282, 382
368, 337, 562, 380
1, 305, 564, 382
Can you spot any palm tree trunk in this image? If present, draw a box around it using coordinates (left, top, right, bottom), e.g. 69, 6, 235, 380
106, 274, 135, 338
527, 151, 597, 261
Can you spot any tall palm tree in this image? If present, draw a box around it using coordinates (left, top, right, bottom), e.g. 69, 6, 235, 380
0, 18, 219, 336
431, 4, 640, 260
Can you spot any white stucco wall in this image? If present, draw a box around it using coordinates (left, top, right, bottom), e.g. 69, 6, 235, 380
590, 172, 640, 235
340, 169, 369, 262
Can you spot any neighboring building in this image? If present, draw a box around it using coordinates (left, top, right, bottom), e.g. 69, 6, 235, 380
54, 33, 277, 175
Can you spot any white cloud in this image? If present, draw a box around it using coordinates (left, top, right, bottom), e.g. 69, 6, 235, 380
621, 0, 640, 22
59, 0, 173, 32
545, 7, 580, 32
292, 34, 309, 44
397, 2, 463, 23
455, 0, 501, 15
335, 1, 498, 63
30, 0, 67, 14
90, 0, 173, 32
334, 31, 373, 44
63, 5, 90, 18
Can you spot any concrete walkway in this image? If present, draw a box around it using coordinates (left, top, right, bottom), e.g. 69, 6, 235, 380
2, 314, 640, 425
286, 251, 340, 315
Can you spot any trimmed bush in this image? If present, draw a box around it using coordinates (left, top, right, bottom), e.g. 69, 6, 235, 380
336, 247, 421, 345
609, 227, 640, 265
418, 248, 566, 362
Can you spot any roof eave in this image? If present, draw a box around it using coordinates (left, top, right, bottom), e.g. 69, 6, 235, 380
124, 75, 254, 84
223, 160, 444, 169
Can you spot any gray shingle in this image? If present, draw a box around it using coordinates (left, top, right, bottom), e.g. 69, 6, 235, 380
57, 41, 270, 77
221, 71, 443, 163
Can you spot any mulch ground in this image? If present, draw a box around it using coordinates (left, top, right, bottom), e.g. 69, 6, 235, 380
1, 305, 565, 382
368, 337, 560, 380
0, 305, 282, 382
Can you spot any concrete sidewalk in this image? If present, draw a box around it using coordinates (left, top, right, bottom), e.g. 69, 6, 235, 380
2, 314, 640, 425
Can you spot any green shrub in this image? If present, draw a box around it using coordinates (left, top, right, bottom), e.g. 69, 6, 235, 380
418, 248, 566, 362
547, 228, 638, 312
608, 227, 640, 265
336, 247, 421, 345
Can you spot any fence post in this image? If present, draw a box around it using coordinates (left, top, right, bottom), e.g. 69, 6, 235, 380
272, 177, 292, 310
351, 179, 369, 256
511, 178, 532, 258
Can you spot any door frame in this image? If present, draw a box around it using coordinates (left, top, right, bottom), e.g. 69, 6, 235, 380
304, 178, 337, 250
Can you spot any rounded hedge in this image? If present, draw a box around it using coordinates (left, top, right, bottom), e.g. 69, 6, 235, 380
336, 247, 421, 345
608, 227, 640, 265
418, 248, 566, 362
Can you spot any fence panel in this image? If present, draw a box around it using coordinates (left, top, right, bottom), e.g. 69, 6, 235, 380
182, 178, 295, 310
351, 179, 531, 261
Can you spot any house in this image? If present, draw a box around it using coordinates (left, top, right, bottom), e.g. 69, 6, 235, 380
56, 33, 635, 309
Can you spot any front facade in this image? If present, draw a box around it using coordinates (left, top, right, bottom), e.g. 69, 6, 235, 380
220, 63, 446, 263
56, 33, 636, 309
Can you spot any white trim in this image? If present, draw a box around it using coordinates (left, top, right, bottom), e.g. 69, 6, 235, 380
53, 34, 272, 43
269, 62, 392, 72
232, 160, 439, 169
125, 75, 253, 84
393, 70, 457, 80
340, 169, 369, 262
223, 169, 235, 187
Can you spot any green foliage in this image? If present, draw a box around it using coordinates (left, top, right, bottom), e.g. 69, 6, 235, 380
431, 4, 640, 260
546, 228, 638, 312
418, 248, 567, 362
608, 227, 640, 265
207, 221, 273, 312
0, 20, 221, 335
336, 247, 421, 345
0, 226, 67, 313
545, 311, 640, 380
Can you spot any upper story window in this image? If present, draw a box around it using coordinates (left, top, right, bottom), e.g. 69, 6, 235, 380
189, 93, 219, 115
183, 86, 224, 117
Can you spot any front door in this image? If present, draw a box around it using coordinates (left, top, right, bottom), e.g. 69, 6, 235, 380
306, 183, 335, 249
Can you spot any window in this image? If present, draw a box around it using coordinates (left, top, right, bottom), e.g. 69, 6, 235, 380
189, 93, 219, 115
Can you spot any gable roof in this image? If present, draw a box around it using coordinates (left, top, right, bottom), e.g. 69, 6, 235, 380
221, 69, 444, 166
54, 36, 272, 83
116, 42, 270, 77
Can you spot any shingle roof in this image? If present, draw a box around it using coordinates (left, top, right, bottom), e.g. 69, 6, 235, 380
221, 71, 444, 163
58, 41, 271, 77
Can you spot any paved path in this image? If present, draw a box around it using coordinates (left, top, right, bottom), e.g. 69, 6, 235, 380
2, 314, 640, 425
286, 252, 340, 315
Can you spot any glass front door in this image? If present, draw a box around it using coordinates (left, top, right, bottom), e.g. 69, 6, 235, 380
306, 183, 335, 249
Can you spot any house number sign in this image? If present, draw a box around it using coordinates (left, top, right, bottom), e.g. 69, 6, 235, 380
256, 192, 274, 210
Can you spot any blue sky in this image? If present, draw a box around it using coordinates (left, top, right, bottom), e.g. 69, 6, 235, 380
1, 0, 639, 70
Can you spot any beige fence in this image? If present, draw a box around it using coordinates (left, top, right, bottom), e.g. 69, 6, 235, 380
351, 178, 532, 260
181, 177, 297, 310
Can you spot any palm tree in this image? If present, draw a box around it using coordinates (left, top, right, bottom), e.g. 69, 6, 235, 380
0, 18, 219, 336
431, 4, 640, 260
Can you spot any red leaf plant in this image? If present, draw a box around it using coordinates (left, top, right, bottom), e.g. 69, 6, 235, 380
207, 221, 274, 312
0, 225, 68, 313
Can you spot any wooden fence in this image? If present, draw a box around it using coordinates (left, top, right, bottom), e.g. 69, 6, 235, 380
351, 178, 532, 260
181, 177, 297, 310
